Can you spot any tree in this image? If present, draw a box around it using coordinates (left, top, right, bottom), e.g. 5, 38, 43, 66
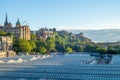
38, 46, 47, 54
36, 39, 47, 49
85, 44, 95, 52
75, 46, 84, 52
53, 28, 56, 32
13, 39, 32, 53
96, 47, 107, 54
0, 30, 7, 36
55, 41, 65, 52
54, 32, 67, 52
7, 33, 13, 36
107, 46, 117, 54
46, 37, 56, 52
18, 44, 32, 53
31, 33, 36, 40
65, 47, 72, 53
29, 40, 36, 51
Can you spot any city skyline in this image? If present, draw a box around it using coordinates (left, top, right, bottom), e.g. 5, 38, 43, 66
0, 0, 120, 30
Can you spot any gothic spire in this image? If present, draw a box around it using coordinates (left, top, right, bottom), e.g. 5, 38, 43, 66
5, 13, 8, 24
4, 13, 8, 27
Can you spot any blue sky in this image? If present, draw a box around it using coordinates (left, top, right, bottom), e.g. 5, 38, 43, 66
0, 0, 120, 30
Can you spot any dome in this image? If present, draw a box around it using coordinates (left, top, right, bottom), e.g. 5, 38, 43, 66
16, 19, 21, 27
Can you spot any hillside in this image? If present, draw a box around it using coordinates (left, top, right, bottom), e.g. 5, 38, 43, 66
67, 29, 120, 42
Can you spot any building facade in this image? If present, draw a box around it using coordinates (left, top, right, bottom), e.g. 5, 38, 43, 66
0, 36, 13, 51
36, 28, 55, 40
0, 14, 31, 40
0, 36, 16, 58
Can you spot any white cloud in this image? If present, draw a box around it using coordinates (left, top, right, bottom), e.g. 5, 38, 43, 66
57, 23, 120, 30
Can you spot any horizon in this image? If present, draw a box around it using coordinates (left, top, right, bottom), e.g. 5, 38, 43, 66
1, 0, 120, 30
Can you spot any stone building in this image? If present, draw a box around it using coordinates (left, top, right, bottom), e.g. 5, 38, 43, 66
36, 28, 55, 40
0, 14, 31, 40
0, 36, 13, 51
0, 36, 16, 58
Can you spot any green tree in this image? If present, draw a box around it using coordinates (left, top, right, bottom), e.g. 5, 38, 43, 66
29, 40, 36, 51
0, 30, 7, 36
7, 33, 13, 36
96, 47, 107, 54
65, 47, 72, 53
55, 33, 65, 52
46, 37, 56, 52
18, 44, 32, 53
13, 39, 32, 53
75, 46, 84, 52
38, 46, 47, 54
85, 44, 95, 52
55, 41, 65, 52
36, 40, 47, 51
31, 33, 36, 40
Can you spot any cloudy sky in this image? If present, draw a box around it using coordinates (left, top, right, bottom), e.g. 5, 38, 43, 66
0, 0, 120, 30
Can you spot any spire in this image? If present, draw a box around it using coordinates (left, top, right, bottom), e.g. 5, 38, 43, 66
4, 13, 8, 27
6, 13, 8, 22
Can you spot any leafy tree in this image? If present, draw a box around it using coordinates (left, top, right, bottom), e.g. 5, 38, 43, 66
36, 39, 46, 47
7, 33, 13, 36
29, 40, 36, 51
53, 28, 56, 32
46, 37, 56, 52
96, 47, 107, 54
85, 44, 95, 52
13, 39, 32, 53
31, 33, 36, 40
65, 47, 73, 53
106, 46, 116, 54
54, 33, 66, 52
55, 41, 65, 52
75, 46, 84, 52
38, 46, 47, 54
107, 49, 117, 54
0, 30, 7, 36
18, 44, 32, 53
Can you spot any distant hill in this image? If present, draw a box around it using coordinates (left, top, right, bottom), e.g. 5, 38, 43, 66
66, 29, 120, 42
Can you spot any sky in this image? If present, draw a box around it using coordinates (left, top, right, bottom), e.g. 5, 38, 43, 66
0, 0, 120, 30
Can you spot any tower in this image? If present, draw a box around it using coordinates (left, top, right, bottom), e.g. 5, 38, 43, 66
16, 19, 21, 27
4, 13, 8, 27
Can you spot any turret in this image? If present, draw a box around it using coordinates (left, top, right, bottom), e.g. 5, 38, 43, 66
8, 22, 12, 28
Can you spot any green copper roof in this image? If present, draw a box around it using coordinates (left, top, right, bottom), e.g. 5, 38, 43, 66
16, 19, 21, 26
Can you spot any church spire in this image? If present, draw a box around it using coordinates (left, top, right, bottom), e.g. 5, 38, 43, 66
6, 13, 8, 22
4, 13, 8, 27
